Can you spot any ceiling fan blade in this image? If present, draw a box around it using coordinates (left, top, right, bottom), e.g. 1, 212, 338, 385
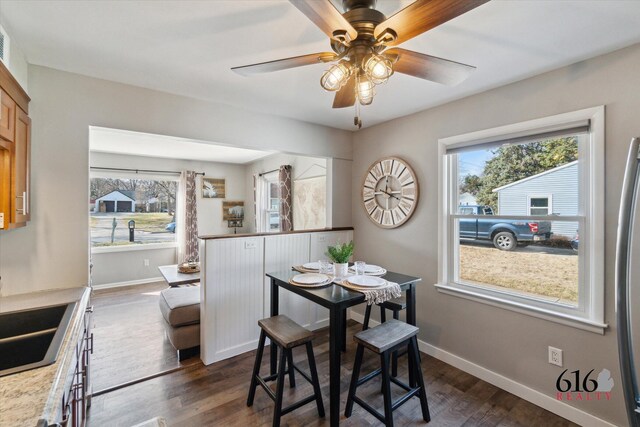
232, 52, 337, 76
374, 0, 489, 47
332, 75, 356, 108
386, 48, 475, 86
289, 0, 358, 42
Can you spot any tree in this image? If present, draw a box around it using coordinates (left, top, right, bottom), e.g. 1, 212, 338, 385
463, 137, 578, 209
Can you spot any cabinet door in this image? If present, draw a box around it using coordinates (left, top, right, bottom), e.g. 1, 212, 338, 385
11, 108, 30, 225
0, 148, 9, 229
0, 89, 15, 144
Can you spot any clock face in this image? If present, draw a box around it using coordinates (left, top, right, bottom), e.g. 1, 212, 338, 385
362, 157, 418, 228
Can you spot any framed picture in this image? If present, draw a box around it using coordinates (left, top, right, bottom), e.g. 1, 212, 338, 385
223, 201, 244, 220
202, 178, 225, 198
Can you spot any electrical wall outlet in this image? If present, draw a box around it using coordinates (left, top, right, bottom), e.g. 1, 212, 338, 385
245, 241, 257, 250
144, 259, 150, 267
549, 346, 563, 367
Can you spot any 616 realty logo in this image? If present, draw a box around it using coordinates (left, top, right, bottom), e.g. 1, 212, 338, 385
555, 368, 614, 401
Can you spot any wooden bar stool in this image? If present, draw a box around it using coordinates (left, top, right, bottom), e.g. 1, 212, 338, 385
247, 315, 325, 427
345, 319, 430, 427
363, 296, 407, 377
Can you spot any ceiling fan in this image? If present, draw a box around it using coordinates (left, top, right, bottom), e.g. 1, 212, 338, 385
232, 0, 489, 128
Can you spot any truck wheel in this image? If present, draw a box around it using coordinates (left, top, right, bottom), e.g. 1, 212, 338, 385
493, 232, 517, 251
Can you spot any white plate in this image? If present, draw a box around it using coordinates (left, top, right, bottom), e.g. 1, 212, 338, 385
349, 264, 384, 274
302, 262, 320, 270
347, 275, 386, 288
292, 273, 330, 285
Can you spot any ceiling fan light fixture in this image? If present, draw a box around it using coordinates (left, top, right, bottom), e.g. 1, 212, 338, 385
356, 74, 375, 105
320, 62, 351, 91
364, 53, 393, 85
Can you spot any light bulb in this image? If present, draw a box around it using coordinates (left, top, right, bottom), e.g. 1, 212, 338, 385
320, 62, 351, 91
356, 75, 375, 105
364, 54, 393, 85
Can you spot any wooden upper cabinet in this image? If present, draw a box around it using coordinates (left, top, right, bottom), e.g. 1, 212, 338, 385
0, 60, 30, 230
0, 89, 16, 145
11, 108, 30, 225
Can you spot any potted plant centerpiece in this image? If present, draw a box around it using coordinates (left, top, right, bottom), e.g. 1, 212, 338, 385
326, 241, 354, 278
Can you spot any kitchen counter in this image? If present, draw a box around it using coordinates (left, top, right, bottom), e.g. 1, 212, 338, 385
0, 287, 91, 427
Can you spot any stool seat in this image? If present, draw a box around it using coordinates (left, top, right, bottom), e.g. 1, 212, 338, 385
382, 297, 406, 312
258, 315, 315, 349
355, 319, 418, 354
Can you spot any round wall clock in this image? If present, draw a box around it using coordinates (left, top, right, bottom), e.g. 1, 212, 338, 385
362, 157, 419, 228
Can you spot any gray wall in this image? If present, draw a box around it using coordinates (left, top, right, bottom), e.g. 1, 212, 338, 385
0, 65, 352, 297
91, 247, 175, 287
351, 43, 640, 426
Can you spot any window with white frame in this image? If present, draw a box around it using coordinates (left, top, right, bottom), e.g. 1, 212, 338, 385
437, 107, 605, 332
90, 175, 178, 248
528, 195, 552, 216
265, 175, 280, 232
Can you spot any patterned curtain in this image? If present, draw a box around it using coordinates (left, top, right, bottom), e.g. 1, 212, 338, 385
177, 171, 199, 263
279, 165, 293, 232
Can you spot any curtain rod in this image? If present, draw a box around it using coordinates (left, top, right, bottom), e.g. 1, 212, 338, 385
90, 166, 205, 176
258, 169, 279, 177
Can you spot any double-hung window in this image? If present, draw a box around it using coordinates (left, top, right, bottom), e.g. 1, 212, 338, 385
437, 107, 606, 333
265, 176, 281, 232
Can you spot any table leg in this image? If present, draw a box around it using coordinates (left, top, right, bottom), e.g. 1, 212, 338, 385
270, 278, 279, 375
329, 306, 344, 426
341, 308, 347, 352
406, 283, 417, 387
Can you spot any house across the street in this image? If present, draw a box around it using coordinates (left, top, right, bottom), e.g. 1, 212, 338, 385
493, 161, 577, 237
94, 190, 136, 213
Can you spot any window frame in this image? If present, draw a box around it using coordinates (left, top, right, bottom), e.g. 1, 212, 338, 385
264, 175, 281, 233
436, 106, 606, 334
527, 194, 553, 216
89, 172, 179, 252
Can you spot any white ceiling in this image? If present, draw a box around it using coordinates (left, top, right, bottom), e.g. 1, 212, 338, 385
89, 127, 274, 164
3, 1, 640, 130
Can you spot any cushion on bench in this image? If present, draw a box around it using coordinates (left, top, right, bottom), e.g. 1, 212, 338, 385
159, 286, 200, 327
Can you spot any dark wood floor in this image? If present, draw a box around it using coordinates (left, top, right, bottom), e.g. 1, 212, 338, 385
88, 285, 577, 426
91, 282, 197, 391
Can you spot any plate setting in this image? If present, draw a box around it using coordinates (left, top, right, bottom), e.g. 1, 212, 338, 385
348, 264, 386, 276
345, 275, 388, 289
290, 273, 333, 287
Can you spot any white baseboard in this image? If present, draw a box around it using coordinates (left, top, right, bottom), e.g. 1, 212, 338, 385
91, 276, 164, 290
349, 311, 616, 427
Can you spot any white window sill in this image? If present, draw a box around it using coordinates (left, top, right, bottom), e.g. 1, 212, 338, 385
91, 242, 178, 254
435, 283, 608, 334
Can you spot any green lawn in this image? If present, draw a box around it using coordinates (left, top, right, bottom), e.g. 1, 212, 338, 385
119, 213, 174, 232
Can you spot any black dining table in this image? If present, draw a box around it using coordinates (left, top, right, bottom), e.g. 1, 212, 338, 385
265, 270, 422, 426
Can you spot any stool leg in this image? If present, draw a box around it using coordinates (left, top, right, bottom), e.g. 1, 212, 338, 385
286, 349, 296, 388
410, 336, 430, 422
363, 304, 372, 330
345, 343, 365, 417
305, 342, 325, 417
381, 351, 394, 427
273, 348, 287, 427
392, 309, 399, 378
247, 330, 266, 407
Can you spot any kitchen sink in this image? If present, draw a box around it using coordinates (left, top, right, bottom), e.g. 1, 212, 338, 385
0, 302, 77, 377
